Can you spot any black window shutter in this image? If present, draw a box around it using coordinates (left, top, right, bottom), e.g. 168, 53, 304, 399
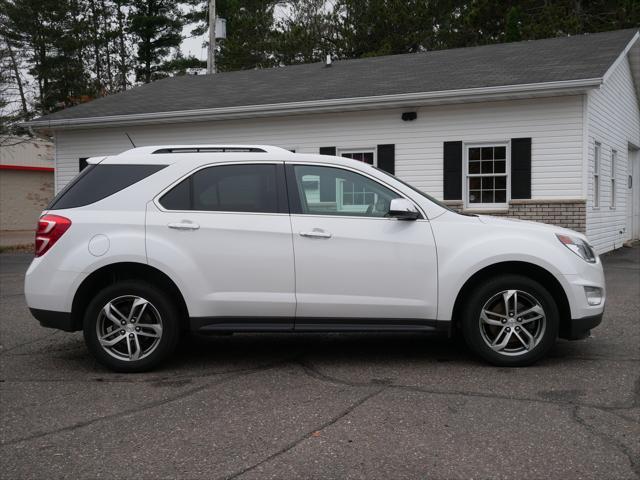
511, 138, 531, 199
377, 144, 395, 175
318, 147, 336, 201
319, 146, 336, 156
79, 158, 88, 171
443, 141, 463, 200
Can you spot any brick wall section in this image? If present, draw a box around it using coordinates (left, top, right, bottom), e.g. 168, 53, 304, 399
444, 199, 587, 233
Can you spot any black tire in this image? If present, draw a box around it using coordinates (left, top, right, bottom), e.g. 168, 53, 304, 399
461, 274, 559, 367
83, 281, 181, 372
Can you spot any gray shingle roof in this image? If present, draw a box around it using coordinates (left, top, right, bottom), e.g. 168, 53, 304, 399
36, 28, 638, 123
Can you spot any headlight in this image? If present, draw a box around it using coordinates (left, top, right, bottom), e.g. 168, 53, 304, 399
556, 234, 596, 263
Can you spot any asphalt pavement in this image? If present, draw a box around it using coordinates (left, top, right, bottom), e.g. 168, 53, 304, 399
1, 247, 638, 479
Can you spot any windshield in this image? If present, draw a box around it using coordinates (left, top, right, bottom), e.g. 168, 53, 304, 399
373, 166, 460, 214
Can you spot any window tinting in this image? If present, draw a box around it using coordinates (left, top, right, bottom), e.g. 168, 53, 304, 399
159, 177, 190, 210
48, 164, 166, 210
159, 164, 280, 213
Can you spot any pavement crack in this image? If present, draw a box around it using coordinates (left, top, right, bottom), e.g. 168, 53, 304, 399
298, 359, 362, 388
222, 386, 386, 480
0, 360, 296, 384
570, 405, 640, 478
0, 330, 60, 356
297, 358, 639, 413
0, 360, 288, 448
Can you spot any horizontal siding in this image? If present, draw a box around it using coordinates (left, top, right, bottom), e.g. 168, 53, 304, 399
586, 54, 640, 253
55, 95, 584, 201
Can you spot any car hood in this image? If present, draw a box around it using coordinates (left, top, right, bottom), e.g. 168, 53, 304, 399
476, 215, 588, 241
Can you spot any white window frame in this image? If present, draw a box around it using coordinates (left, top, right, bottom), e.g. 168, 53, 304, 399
338, 148, 377, 167
594, 142, 601, 209
610, 149, 617, 209
463, 141, 510, 210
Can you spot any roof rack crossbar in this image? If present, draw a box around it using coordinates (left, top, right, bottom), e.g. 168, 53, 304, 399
152, 147, 267, 154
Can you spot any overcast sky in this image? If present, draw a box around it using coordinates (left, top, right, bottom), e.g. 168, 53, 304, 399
181, 25, 208, 61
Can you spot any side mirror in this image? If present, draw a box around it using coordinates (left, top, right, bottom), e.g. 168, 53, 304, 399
388, 198, 420, 220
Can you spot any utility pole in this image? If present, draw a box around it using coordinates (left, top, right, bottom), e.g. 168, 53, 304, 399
207, 0, 216, 74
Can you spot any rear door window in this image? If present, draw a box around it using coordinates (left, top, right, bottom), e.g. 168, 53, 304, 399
159, 164, 287, 214
48, 164, 166, 210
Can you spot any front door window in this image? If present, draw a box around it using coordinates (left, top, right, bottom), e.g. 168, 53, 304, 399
293, 165, 400, 217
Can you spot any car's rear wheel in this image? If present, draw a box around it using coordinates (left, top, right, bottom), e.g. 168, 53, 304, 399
461, 274, 559, 366
83, 281, 180, 372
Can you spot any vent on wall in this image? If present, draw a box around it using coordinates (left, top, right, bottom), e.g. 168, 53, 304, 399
152, 147, 267, 154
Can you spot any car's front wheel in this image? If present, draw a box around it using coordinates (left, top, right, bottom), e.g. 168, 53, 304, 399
461, 275, 559, 366
83, 281, 180, 372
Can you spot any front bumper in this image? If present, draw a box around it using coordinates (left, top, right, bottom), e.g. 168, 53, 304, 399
561, 311, 603, 340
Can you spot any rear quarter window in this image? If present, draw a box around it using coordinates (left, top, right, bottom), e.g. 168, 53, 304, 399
48, 164, 166, 210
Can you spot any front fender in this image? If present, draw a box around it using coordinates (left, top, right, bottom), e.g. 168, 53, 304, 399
432, 217, 576, 321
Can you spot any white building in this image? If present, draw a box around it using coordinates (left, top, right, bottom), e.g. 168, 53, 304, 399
27, 29, 640, 253
0, 136, 54, 231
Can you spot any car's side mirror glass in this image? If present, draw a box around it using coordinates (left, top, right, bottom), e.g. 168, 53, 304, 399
388, 198, 420, 220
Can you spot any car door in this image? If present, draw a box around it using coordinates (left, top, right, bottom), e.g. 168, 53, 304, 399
145, 162, 295, 329
286, 163, 438, 330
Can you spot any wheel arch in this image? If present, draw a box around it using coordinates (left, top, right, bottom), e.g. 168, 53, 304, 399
450, 261, 572, 339
70, 262, 189, 332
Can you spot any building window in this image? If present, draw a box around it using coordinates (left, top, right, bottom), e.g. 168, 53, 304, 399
340, 149, 376, 166
594, 142, 601, 208
610, 149, 617, 209
466, 144, 508, 207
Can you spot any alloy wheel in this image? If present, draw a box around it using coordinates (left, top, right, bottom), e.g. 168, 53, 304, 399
96, 295, 163, 362
479, 289, 546, 356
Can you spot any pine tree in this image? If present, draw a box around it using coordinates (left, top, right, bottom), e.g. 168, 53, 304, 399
274, 0, 338, 65
334, 0, 438, 58
128, 0, 183, 83
185, 0, 279, 71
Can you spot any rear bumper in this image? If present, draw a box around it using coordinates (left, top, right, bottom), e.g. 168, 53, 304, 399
561, 312, 603, 340
29, 308, 79, 332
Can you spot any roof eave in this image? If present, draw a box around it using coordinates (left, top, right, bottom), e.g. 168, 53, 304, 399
24, 77, 603, 130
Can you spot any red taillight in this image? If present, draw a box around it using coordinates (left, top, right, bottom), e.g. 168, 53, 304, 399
35, 214, 72, 257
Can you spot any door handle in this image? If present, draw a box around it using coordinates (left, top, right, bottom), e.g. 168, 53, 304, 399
168, 221, 200, 231
299, 229, 332, 239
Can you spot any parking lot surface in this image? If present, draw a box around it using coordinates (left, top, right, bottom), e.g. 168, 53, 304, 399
1, 247, 639, 479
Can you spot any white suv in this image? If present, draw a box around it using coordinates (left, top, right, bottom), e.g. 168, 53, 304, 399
25, 145, 605, 371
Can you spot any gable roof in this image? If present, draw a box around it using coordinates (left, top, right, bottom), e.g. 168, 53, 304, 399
29, 28, 639, 128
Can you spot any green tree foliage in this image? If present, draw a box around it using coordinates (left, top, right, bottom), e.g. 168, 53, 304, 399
334, 0, 439, 57
437, 1, 640, 48
128, 0, 183, 82
220, 0, 279, 70
274, 0, 338, 64
185, 0, 279, 71
159, 51, 206, 75
0, 0, 637, 126
1, 0, 91, 113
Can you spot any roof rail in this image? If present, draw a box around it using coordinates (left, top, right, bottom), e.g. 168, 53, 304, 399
152, 146, 267, 154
